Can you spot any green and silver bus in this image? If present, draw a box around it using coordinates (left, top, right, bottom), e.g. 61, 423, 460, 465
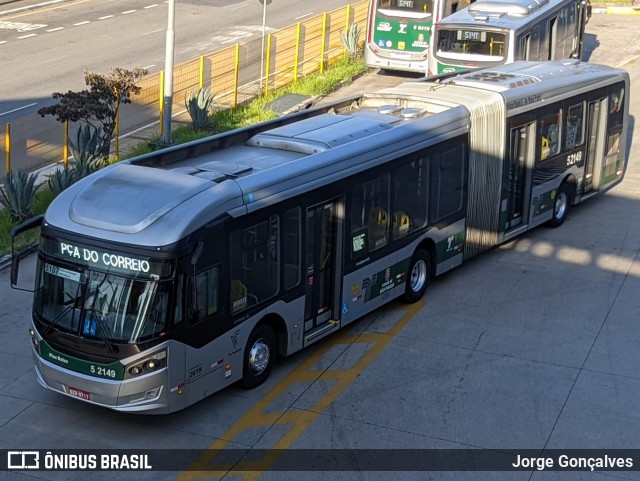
427, 0, 591, 76
365, 0, 473, 73
11, 60, 628, 413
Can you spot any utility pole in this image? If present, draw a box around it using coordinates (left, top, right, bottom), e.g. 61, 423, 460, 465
162, 0, 176, 145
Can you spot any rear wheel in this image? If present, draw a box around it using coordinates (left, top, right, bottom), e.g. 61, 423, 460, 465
241, 324, 276, 389
403, 249, 431, 303
547, 183, 571, 227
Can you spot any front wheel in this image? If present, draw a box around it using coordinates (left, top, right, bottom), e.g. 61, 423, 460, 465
547, 184, 571, 227
241, 324, 276, 389
403, 249, 431, 303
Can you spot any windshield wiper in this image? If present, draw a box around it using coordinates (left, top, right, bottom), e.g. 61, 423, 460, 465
87, 310, 117, 355
42, 305, 79, 338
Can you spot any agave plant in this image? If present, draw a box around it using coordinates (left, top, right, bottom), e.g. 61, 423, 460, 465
69, 124, 105, 174
0, 169, 39, 223
185, 88, 215, 131
340, 23, 363, 59
47, 167, 78, 196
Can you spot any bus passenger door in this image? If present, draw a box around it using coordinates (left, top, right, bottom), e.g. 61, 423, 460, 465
303, 198, 343, 345
584, 99, 605, 194
502, 123, 534, 239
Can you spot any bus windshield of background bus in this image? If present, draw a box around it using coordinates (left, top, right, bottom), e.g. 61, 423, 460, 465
437, 28, 506, 60
34, 259, 171, 343
378, 0, 433, 17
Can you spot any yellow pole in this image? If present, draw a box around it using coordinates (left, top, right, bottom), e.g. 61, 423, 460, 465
63, 120, 68, 168
344, 5, 351, 58
199, 56, 205, 90
264, 33, 272, 96
4, 123, 9, 174
115, 109, 120, 161
320, 12, 327, 74
294, 22, 301, 82
159, 70, 165, 139
234, 44, 240, 107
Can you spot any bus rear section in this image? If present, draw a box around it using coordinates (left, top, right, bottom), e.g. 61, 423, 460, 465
428, 0, 590, 76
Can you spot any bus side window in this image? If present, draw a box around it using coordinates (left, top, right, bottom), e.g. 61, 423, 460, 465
565, 102, 585, 150
539, 108, 563, 160
188, 266, 219, 324
392, 157, 428, 239
350, 174, 390, 255
229, 216, 280, 312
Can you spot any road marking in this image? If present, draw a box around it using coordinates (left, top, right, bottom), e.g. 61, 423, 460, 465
0, 102, 38, 117
17, 33, 37, 39
144, 4, 159, 9
143, 29, 163, 36
143, 64, 156, 70
46, 27, 64, 32
176, 300, 426, 480
0, 21, 47, 31
295, 13, 314, 20
73, 21, 90, 26
122, 10, 137, 14
0, 40, 6, 45
99, 15, 114, 20
228, 1, 250, 11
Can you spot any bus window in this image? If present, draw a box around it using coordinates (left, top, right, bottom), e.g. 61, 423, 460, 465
230, 216, 280, 312
437, 29, 506, 59
283, 207, 301, 290
429, 144, 466, 222
565, 102, 585, 150
189, 266, 219, 323
351, 174, 390, 255
393, 158, 428, 239
539, 108, 563, 160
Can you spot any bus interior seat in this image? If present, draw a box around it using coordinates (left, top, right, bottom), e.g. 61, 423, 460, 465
393, 211, 410, 238
368, 207, 389, 250
230, 279, 248, 311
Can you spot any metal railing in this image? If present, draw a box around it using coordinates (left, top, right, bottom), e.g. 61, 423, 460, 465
1, 0, 368, 176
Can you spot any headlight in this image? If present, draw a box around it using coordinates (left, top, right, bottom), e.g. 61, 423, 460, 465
125, 349, 167, 379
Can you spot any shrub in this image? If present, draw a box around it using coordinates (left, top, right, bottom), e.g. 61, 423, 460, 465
341, 24, 363, 59
0, 169, 39, 223
185, 88, 215, 131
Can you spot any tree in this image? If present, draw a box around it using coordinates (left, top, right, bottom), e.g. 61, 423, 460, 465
38, 67, 149, 160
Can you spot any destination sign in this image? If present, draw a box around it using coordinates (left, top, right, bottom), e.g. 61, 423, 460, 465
459, 30, 485, 42
42, 239, 172, 278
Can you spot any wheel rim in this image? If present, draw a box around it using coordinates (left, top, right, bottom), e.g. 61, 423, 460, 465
248, 338, 270, 376
410, 259, 428, 293
555, 191, 568, 220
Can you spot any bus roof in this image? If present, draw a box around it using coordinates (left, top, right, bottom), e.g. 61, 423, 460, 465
436, 0, 572, 29
45, 104, 468, 249
44, 60, 626, 251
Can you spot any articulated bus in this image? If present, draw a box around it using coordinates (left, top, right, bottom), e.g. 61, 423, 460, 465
11, 60, 628, 413
365, 0, 473, 73
427, 0, 591, 76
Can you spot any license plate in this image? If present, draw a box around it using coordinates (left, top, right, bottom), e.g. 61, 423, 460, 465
68, 386, 91, 401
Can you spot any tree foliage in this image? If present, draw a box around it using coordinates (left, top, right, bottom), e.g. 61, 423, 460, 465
38, 67, 148, 159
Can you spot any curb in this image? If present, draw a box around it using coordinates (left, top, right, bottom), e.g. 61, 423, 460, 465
592, 5, 640, 13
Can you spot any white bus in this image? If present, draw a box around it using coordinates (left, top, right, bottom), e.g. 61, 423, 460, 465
11, 60, 628, 413
427, 0, 591, 76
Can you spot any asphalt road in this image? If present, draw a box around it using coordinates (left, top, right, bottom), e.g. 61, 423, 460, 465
0, 12, 640, 481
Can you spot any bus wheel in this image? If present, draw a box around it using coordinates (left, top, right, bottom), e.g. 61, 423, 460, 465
548, 184, 571, 227
403, 249, 430, 303
241, 324, 276, 389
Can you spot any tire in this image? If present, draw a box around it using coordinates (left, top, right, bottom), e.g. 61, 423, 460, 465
403, 249, 431, 303
547, 183, 571, 227
241, 324, 276, 389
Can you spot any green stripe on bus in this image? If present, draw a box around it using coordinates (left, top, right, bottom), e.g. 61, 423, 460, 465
39, 340, 125, 380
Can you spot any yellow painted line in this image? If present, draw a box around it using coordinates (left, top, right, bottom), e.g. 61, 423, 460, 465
176, 300, 426, 481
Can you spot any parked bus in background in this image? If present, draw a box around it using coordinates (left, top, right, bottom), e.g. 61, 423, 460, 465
427, 0, 591, 76
365, 0, 473, 73
11, 60, 628, 414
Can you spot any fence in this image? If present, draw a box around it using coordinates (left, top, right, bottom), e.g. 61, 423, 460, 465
1, 0, 369, 177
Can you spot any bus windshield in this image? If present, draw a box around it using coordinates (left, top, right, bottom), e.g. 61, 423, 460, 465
34, 258, 171, 343
378, 0, 433, 17
436, 28, 506, 60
